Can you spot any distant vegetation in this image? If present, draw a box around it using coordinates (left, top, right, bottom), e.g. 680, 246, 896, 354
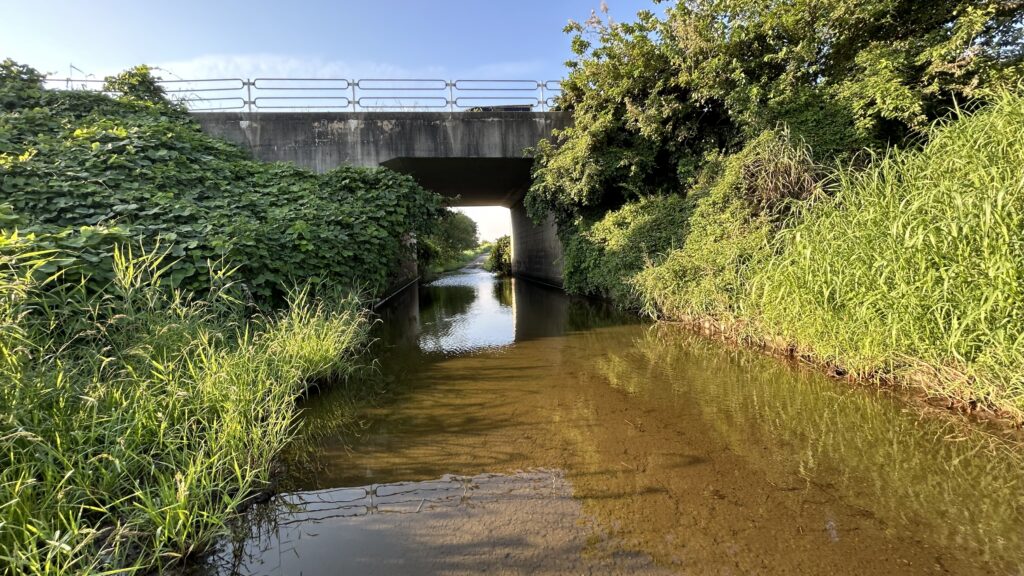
1, 60, 443, 301
529, 1, 1024, 418
0, 59, 444, 573
419, 210, 484, 275
485, 235, 512, 276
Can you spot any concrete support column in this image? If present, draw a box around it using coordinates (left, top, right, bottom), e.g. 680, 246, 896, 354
510, 201, 563, 286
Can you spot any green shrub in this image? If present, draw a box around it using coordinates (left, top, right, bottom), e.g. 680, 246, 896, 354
562, 195, 690, 308
0, 58, 45, 111
0, 61, 444, 301
485, 235, 512, 276
634, 131, 817, 320
103, 64, 176, 106
751, 92, 1024, 414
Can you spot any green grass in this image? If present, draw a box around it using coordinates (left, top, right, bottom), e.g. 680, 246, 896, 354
750, 92, 1024, 416
633, 131, 816, 321
564, 93, 1024, 419
0, 239, 371, 574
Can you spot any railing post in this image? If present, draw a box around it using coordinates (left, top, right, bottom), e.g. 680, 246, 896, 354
49, 75, 561, 113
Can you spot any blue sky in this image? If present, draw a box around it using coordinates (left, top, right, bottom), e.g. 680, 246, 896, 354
1, 0, 654, 82
1, 0, 656, 239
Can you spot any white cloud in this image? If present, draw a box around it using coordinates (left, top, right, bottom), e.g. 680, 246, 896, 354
152, 54, 444, 81
145, 54, 548, 82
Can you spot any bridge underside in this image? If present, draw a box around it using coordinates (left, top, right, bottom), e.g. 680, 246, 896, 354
193, 112, 568, 285
380, 158, 531, 207
380, 157, 562, 284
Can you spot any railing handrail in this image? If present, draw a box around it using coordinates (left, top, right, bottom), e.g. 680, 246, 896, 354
42, 76, 564, 112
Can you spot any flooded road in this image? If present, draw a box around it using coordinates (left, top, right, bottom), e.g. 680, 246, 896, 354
207, 269, 1024, 575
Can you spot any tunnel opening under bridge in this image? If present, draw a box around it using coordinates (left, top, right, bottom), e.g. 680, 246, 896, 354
380, 157, 563, 286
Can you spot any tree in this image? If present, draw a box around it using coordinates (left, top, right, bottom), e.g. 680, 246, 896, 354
528, 0, 1024, 225
419, 210, 480, 268
437, 210, 479, 255
528, 8, 735, 224
485, 235, 512, 276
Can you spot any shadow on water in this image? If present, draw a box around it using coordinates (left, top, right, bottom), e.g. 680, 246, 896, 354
200, 266, 1024, 575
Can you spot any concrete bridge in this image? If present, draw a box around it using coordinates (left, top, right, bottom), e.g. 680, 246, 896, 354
194, 111, 570, 285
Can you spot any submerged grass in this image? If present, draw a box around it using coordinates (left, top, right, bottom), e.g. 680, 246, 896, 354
0, 238, 371, 574
594, 324, 1024, 572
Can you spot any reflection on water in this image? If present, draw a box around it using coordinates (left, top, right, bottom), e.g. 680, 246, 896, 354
207, 268, 1024, 575
417, 270, 514, 354
207, 470, 671, 576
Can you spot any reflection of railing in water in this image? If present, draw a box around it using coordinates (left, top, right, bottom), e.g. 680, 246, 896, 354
274, 476, 478, 525
43, 77, 563, 112
211, 470, 572, 575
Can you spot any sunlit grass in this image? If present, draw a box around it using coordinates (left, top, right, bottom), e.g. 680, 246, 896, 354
632, 92, 1024, 418
751, 92, 1024, 417
0, 240, 370, 574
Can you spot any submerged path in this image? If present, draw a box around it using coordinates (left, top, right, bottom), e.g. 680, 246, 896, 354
202, 268, 1024, 575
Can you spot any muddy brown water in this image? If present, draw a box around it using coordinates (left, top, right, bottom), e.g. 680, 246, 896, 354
203, 269, 1024, 575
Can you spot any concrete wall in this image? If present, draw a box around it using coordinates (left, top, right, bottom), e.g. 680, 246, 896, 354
510, 201, 563, 286
194, 111, 569, 170
193, 111, 569, 286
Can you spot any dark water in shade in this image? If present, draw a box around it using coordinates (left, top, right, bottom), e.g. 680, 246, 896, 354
203, 268, 1024, 575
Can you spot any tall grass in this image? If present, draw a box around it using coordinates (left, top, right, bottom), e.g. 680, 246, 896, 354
621, 93, 1024, 418
0, 238, 370, 574
751, 92, 1024, 415
633, 131, 816, 321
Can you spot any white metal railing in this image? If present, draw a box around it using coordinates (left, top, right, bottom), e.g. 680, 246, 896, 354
43, 77, 564, 112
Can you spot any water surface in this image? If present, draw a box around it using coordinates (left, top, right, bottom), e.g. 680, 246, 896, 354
208, 268, 1024, 575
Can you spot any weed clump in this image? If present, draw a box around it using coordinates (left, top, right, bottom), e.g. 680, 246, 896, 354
0, 59, 420, 574
0, 242, 371, 574
751, 93, 1024, 414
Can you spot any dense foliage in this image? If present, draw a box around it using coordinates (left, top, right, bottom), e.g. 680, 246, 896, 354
0, 58, 443, 574
0, 240, 371, 574
485, 235, 512, 276
633, 130, 817, 320
529, 0, 1024, 224
528, 2, 1024, 417
0, 59, 444, 300
419, 210, 480, 271
557, 93, 1024, 418
563, 195, 690, 307
103, 64, 178, 106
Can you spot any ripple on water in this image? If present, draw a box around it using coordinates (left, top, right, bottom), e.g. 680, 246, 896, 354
205, 470, 672, 576
418, 270, 515, 354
